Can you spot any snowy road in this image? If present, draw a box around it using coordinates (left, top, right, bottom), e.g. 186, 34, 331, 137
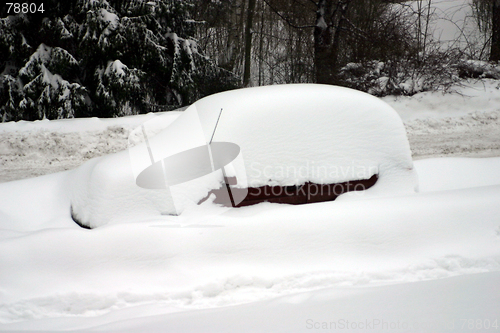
406, 110, 500, 159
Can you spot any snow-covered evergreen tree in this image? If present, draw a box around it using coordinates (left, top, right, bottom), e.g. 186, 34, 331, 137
95, 60, 145, 117
18, 43, 86, 119
0, 0, 239, 121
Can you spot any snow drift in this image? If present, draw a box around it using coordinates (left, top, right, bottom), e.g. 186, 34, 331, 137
69, 84, 417, 228
0, 159, 499, 326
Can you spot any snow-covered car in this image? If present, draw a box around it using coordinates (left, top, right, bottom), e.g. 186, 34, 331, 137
69, 84, 418, 228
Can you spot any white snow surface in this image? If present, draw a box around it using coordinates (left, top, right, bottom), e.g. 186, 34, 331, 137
0, 157, 499, 331
0, 82, 500, 332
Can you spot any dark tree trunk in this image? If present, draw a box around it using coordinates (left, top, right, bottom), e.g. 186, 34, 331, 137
314, 0, 349, 85
220, 0, 244, 72
490, 0, 500, 61
243, 0, 257, 87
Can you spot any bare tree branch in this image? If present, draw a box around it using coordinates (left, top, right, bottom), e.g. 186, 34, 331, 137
261, 0, 316, 29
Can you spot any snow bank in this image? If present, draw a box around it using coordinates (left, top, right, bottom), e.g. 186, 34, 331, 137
69, 84, 417, 227
0, 112, 181, 182
0, 167, 499, 325
383, 79, 500, 121
0, 111, 180, 133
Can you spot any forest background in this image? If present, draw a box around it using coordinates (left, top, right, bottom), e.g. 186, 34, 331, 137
1, 0, 499, 121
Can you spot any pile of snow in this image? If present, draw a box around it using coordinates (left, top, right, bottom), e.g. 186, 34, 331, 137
69, 84, 417, 227
0, 112, 181, 182
104, 60, 128, 76
0, 110, 181, 134
382, 79, 500, 121
0, 157, 499, 330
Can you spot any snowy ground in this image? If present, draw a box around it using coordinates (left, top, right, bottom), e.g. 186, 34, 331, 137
1, 156, 499, 332
0, 81, 499, 332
